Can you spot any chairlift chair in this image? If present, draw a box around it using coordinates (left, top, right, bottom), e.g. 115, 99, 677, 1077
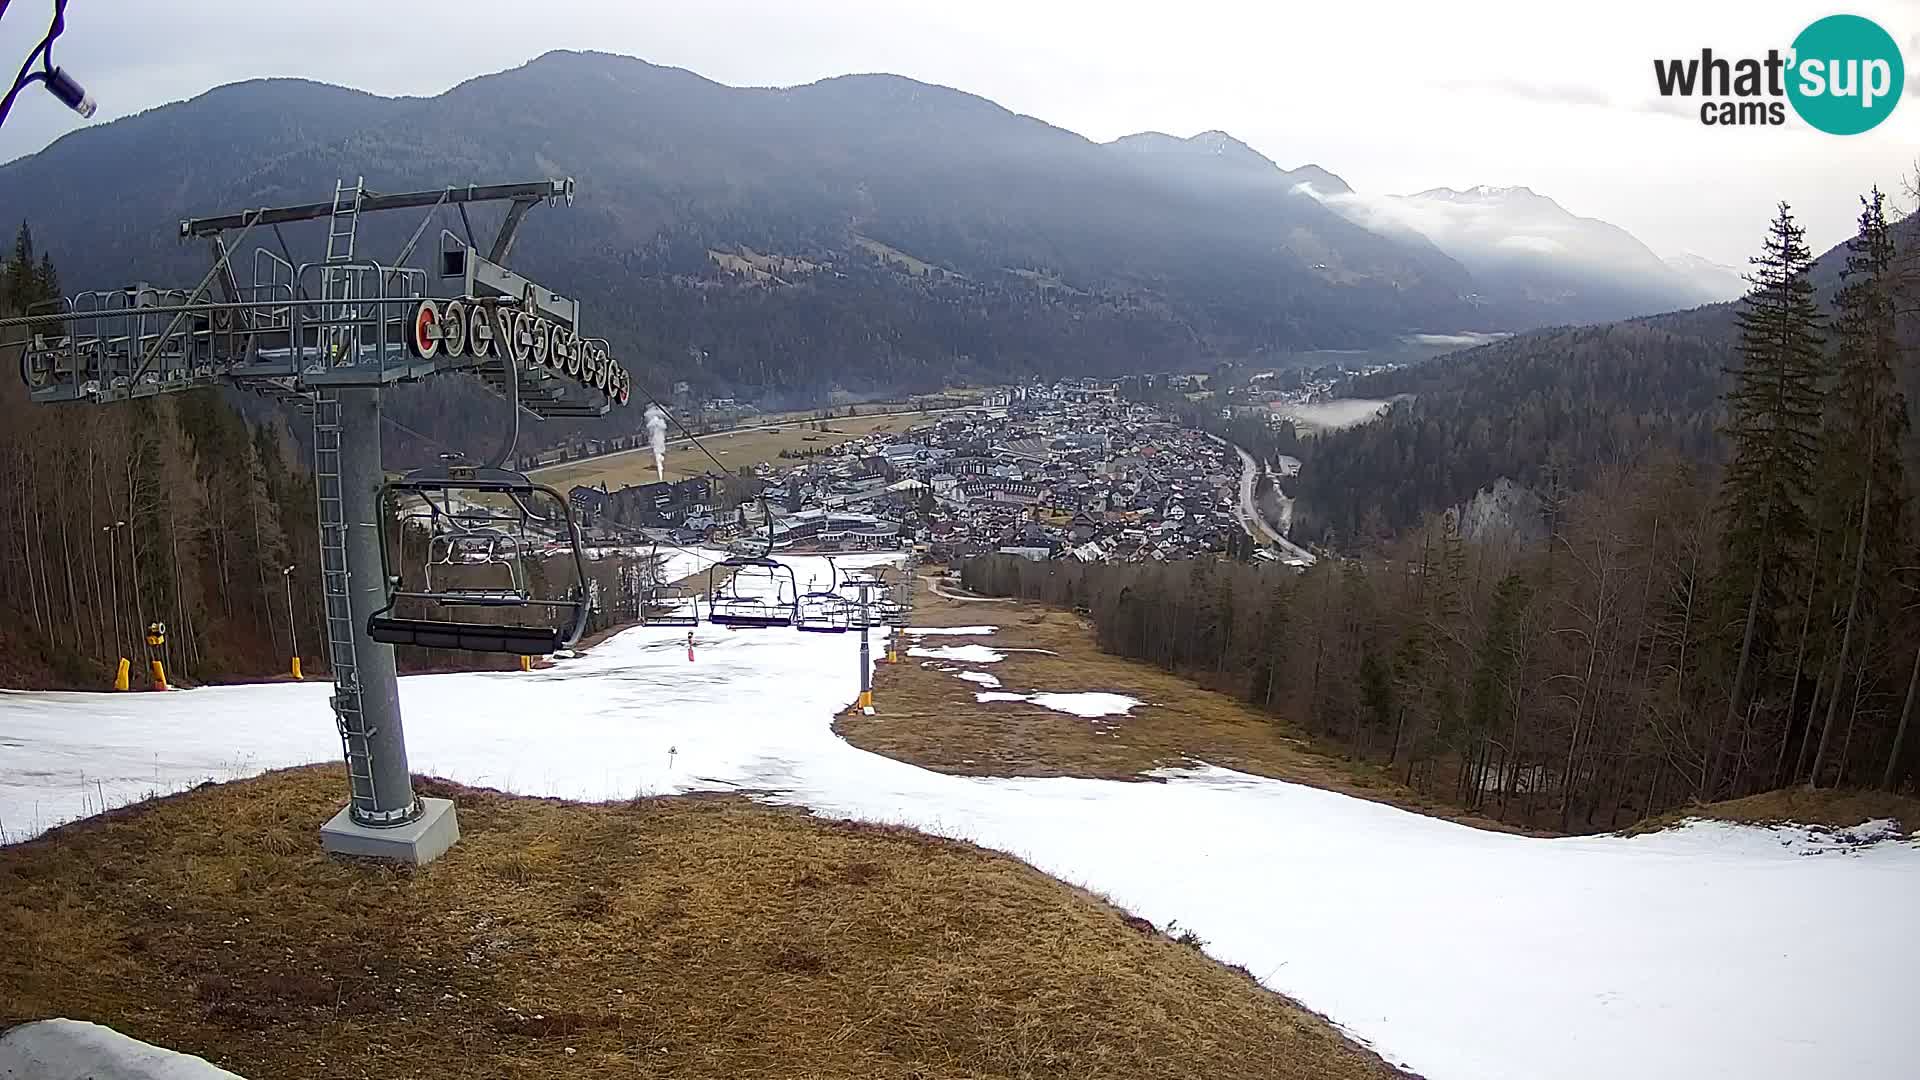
795, 559, 846, 631
643, 583, 702, 626
368, 463, 592, 654
795, 556, 851, 633
640, 543, 700, 626
796, 592, 851, 632
830, 566, 886, 628
706, 556, 799, 628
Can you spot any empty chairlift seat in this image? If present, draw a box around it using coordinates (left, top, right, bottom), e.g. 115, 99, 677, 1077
367, 463, 592, 654
707, 556, 798, 628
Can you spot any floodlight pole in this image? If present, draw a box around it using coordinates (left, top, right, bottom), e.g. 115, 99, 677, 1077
282, 565, 298, 662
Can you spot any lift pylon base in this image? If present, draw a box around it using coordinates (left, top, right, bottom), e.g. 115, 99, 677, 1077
319, 797, 460, 865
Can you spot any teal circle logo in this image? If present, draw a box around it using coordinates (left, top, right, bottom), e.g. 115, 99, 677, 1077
1787, 14, 1904, 135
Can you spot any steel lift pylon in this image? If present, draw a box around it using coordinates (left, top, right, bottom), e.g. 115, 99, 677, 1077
6, 176, 632, 863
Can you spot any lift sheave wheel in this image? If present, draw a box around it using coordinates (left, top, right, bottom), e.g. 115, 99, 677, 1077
368, 463, 592, 655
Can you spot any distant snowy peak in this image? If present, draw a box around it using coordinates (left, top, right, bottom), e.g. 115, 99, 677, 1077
1189, 129, 1277, 167
1107, 129, 1280, 173
1101, 131, 1703, 319
1283, 164, 1353, 195
1340, 183, 1670, 269
1664, 252, 1748, 302
1105, 130, 1350, 194
1301, 179, 1722, 317
1409, 184, 1562, 212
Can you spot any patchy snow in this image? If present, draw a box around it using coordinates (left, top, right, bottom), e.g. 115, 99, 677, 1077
1663, 815, 1910, 857
953, 671, 1002, 689
969, 690, 1142, 718
1027, 692, 1141, 718
0, 1019, 244, 1079
906, 644, 1006, 664
3, 550, 1918, 1080
903, 626, 999, 636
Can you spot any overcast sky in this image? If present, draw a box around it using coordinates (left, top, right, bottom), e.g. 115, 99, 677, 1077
3, 0, 1916, 265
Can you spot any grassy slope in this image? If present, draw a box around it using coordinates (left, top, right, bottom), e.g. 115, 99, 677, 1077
1, 766, 1407, 1080
841, 575, 1534, 834
859, 575, 1916, 839
532, 413, 923, 490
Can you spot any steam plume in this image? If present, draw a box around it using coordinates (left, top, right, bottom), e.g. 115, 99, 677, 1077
644, 403, 668, 481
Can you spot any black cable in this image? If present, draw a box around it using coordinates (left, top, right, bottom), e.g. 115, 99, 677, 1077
379, 412, 463, 458
632, 378, 733, 478
376, 380, 732, 572
622, 361, 831, 484
0, 0, 70, 131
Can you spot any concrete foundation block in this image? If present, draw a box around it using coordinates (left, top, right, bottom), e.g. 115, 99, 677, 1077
319, 797, 459, 865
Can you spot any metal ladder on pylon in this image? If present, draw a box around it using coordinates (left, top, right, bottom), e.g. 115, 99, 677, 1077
311, 177, 382, 820
314, 391, 380, 819
319, 176, 363, 366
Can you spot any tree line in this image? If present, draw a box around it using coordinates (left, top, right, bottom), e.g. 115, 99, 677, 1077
964, 193, 1920, 827
1, 224, 325, 687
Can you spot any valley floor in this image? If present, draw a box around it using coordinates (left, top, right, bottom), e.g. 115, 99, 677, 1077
2, 553, 1917, 1080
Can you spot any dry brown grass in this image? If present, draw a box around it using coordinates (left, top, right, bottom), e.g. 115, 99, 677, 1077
1626, 786, 1920, 835
1, 766, 1407, 1080
839, 576, 1531, 834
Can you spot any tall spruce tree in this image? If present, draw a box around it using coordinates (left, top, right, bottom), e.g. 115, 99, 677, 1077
1809, 190, 1908, 786
3, 222, 37, 313
1717, 204, 1825, 781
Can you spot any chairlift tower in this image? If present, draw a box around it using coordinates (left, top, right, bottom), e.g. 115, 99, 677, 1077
5, 177, 633, 863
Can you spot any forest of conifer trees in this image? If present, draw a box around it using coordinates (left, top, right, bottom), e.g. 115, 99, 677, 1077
0, 224, 327, 687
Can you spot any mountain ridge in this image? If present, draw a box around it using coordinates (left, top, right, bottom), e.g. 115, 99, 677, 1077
0, 49, 1715, 451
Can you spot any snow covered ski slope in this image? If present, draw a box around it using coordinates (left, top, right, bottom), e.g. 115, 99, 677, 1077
2, 554, 1917, 1080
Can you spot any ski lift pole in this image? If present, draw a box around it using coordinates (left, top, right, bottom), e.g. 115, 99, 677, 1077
858, 582, 873, 712
326, 389, 419, 826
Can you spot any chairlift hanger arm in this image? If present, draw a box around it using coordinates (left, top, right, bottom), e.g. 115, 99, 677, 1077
180, 179, 573, 238
488, 197, 540, 263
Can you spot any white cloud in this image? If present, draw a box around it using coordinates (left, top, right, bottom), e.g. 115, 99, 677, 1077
1298, 185, 1575, 253
1408, 332, 1509, 347
1497, 235, 1565, 254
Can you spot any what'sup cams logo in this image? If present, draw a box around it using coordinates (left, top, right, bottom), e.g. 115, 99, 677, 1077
1653, 14, 1904, 133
